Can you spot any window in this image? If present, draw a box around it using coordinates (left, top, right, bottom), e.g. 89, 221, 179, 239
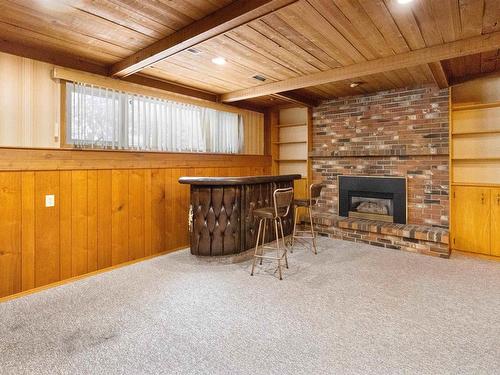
65, 82, 244, 153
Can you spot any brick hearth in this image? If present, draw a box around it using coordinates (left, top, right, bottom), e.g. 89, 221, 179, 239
311, 85, 450, 257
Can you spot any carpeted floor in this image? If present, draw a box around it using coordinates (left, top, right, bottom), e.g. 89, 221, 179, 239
1, 237, 499, 374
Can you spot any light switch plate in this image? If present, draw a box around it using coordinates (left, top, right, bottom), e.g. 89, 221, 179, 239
45, 194, 55, 207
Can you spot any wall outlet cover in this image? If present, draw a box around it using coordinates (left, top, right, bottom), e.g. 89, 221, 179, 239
45, 194, 55, 207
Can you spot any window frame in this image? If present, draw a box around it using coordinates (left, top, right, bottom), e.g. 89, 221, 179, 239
60, 80, 245, 155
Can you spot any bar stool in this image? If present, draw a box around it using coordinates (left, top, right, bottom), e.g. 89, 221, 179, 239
250, 187, 294, 280
292, 183, 325, 254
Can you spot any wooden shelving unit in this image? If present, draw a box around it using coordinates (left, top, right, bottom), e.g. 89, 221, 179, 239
272, 141, 307, 145
450, 75, 500, 258
276, 122, 307, 128
275, 159, 308, 162
452, 129, 500, 136
452, 100, 500, 111
271, 107, 310, 199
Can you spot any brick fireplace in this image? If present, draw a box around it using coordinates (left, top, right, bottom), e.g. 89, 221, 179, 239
311, 85, 450, 257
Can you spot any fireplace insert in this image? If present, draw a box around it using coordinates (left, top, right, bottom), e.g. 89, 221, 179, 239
338, 176, 407, 224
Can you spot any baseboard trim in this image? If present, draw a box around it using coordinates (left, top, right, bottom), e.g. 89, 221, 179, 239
450, 249, 500, 262
0, 245, 187, 304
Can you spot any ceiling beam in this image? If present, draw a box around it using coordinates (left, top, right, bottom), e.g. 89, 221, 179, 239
428, 62, 449, 89
221, 31, 500, 102
110, 0, 298, 78
271, 92, 320, 107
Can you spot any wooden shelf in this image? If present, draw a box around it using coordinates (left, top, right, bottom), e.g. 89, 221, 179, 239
275, 159, 308, 162
452, 182, 500, 188
452, 130, 500, 136
277, 122, 307, 128
452, 157, 500, 161
452, 100, 500, 111
273, 141, 307, 145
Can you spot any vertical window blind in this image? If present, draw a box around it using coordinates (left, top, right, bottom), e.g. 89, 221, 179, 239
65, 81, 244, 153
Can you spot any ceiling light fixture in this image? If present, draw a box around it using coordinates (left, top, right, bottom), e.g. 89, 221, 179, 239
349, 81, 364, 88
211, 57, 226, 65
397, 0, 414, 4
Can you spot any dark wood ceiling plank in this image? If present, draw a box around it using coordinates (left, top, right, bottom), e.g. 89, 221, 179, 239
358, 0, 410, 54
305, 0, 378, 60
383, 0, 426, 50
248, 19, 331, 71
0, 21, 121, 65
429, 0, 461, 42
7, 0, 154, 51
0, 2, 135, 62
65, 0, 173, 39
480, 50, 500, 72
483, 0, 500, 33
278, 2, 365, 65
460, 0, 485, 37
110, 0, 298, 77
331, 0, 395, 57
225, 25, 322, 75
410, 0, 445, 46
262, 13, 341, 69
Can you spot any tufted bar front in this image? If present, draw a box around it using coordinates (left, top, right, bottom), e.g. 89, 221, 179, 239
179, 175, 301, 256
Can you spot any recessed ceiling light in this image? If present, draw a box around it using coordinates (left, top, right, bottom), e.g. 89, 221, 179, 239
397, 0, 414, 4
211, 57, 226, 65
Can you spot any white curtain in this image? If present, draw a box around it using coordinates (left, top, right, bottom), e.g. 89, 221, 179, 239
66, 82, 243, 153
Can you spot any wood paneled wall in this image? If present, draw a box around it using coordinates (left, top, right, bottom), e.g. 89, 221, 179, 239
0, 52, 60, 148
0, 148, 271, 298
0, 52, 264, 154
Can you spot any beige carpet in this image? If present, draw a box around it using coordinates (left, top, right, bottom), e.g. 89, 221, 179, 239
1, 237, 499, 374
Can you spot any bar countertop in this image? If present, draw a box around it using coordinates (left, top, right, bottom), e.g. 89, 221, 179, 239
178, 174, 301, 186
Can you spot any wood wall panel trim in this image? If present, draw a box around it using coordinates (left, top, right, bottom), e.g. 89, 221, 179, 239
87, 171, 98, 272
0, 172, 22, 297
71, 170, 88, 277
111, 170, 129, 265
34, 171, 61, 287
0, 148, 271, 171
59, 171, 72, 280
97, 170, 112, 269
20, 171, 35, 292
128, 169, 146, 261
0, 162, 271, 298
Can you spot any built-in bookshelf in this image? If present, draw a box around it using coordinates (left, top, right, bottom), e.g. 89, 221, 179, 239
450, 74, 500, 257
451, 77, 500, 185
268, 107, 310, 198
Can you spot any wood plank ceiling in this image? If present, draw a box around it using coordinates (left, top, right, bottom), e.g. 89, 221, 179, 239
0, 0, 499, 109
